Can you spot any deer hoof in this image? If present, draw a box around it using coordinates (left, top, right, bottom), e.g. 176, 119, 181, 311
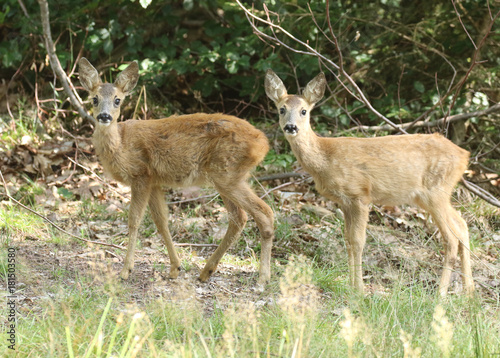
199, 268, 215, 282
119, 268, 131, 280
169, 266, 181, 279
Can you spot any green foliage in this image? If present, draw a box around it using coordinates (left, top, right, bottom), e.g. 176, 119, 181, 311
2, 0, 499, 127
1, 0, 499, 188
262, 149, 295, 171
13, 177, 44, 206
57, 187, 75, 201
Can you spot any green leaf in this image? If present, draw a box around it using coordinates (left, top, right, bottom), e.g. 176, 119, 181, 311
227, 61, 238, 74
57, 188, 74, 200
183, 0, 194, 11
414, 81, 425, 93
139, 0, 153, 9
0, 5, 10, 25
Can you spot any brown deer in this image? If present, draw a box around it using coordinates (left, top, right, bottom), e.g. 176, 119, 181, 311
77, 58, 274, 283
265, 69, 474, 296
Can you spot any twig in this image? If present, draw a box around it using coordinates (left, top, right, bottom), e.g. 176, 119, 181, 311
212, 281, 241, 295
37, 0, 95, 125
174, 243, 219, 248
0, 169, 126, 250
167, 194, 218, 205
342, 15, 460, 133
260, 177, 309, 199
474, 140, 500, 160
255, 172, 307, 181
66, 156, 131, 201
461, 179, 500, 208
17, 0, 30, 18
452, 0, 477, 49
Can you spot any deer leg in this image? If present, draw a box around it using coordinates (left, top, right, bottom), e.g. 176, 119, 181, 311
428, 202, 474, 296
425, 202, 461, 296
121, 180, 151, 280
342, 200, 369, 293
218, 182, 274, 284
148, 187, 181, 279
451, 208, 474, 296
453, 208, 475, 296
199, 195, 247, 282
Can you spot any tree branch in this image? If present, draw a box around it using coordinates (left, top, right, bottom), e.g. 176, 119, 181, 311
37, 0, 95, 125
444, 1, 500, 128
346, 103, 500, 132
235, 0, 408, 134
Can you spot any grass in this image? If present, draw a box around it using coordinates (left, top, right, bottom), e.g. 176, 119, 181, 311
1, 191, 499, 357
0, 203, 48, 243
1, 247, 499, 357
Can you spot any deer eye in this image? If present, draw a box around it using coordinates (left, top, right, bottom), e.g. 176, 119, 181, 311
92, 97, 98, 106
114, 98, 121, 106
279, 107, 285, 115
301, 109, 307, 116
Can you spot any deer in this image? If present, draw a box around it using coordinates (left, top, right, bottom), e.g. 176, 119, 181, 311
77, 57, 274, 284
265, 69, 475, 296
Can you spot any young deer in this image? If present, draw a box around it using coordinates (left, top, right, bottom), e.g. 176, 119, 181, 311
77, 58, 274, 283
265, 69, 474, 296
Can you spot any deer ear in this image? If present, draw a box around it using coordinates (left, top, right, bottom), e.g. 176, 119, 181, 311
78, 58, 102, 92
115, 61, 139, 94
265, 69, 288, 104
303, 73, 326, 105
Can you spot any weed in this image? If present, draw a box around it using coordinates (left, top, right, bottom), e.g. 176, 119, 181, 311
431, 305, 453, 358
0, 203, 47, 240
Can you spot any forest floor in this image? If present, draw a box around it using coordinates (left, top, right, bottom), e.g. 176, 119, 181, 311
1, 127, 500, 356
1, 132, 499, 310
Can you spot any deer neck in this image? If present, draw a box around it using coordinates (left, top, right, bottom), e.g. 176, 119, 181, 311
287, 126, 326, 175
92, 121, 122, 163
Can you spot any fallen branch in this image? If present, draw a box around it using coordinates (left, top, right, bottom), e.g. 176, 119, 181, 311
255, 172, 307, 181
461, 178, 500, 208
174, 243, 219, 248
37, 0, 95, 125
0, 169, 126, 250
260, 177, 310, 199
167, 194, 218, 205
346, 103, 500, 132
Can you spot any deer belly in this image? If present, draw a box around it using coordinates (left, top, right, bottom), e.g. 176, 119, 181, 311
155, 168, 208, 188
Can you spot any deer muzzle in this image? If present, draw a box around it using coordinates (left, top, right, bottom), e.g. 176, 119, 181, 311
96, 113, 112, 124
283, 124, 299, 135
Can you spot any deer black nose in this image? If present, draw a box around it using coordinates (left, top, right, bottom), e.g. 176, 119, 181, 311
283, 124, 299, 134
96, 113, 112, 123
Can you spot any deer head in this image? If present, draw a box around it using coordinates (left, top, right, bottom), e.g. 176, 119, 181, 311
265, 69, 326, 136
78, 58, 139, 125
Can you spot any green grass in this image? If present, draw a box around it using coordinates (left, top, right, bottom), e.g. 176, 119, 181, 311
0, 204, 48, 242
1, 253, 498, 357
